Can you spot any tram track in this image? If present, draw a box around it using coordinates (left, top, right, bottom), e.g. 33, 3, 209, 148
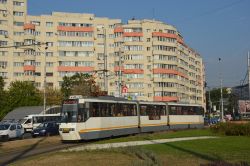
0, 137, 87, 166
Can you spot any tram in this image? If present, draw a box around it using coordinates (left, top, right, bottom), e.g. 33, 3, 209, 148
59, 96, 204, 141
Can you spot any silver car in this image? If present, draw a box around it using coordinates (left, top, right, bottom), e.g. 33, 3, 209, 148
0, 123, 24, 141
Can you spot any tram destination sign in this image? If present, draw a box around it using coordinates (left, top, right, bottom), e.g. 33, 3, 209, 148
63, 99, 78, 105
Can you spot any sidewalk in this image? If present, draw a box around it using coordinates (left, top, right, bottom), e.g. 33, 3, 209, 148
61, 136, 218, 152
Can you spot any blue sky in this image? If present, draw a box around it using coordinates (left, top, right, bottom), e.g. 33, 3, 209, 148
28, 0, 250, 88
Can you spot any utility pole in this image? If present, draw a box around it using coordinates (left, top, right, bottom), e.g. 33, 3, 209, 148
248, 51, 250, 100
43, 51, 46, 114
219, 58, 224, 122
118, 48, 122, 97
43, 46, 48, 114
208, 86, 212, 124
103, 28, 108, 94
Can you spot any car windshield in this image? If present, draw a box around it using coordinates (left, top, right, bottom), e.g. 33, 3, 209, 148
0, 124, 10, 130
61, 102, 78, 123
37, 123, 48, 128
19, 118, 28, 124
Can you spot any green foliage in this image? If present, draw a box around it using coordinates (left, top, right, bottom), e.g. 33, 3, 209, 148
0, 76, 4, 92
211, 122, 250, 136
6, 81, 42, 107
0, 81, 42, 120
45, 87, 64, 106
61, 73, 103, 99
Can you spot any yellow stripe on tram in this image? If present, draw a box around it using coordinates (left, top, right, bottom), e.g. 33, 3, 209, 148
78, 122, 203, 133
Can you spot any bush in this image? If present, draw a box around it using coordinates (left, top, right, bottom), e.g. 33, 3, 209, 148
211, 122, 250, 136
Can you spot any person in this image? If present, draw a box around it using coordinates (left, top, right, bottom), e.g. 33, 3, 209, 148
77, 114, 82, 122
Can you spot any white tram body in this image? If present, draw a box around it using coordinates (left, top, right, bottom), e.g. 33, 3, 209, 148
59, 96, 204, 141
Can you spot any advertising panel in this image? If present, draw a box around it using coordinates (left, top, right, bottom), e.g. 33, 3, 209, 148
238, 100, 250, 114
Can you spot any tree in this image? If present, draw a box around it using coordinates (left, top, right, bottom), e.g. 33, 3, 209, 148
61, 73, 103, 98
0, 76, 6, 120
6, 81, 42, 108
45, 87, 64, 106
0, 81, 43, 120
0, 76, 4, 92
206, 87, 231, 114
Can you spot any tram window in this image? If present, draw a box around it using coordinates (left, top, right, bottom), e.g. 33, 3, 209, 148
110, 103, 116, 116
140, 105, 147, 116
91, 102, 99, 117
116, 103, 123, 116
100, 103, 108, 117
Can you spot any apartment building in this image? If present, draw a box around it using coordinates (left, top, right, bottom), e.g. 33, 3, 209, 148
0, 0, 205, 106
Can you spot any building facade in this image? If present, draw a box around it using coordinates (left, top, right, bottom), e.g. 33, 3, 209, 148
0, 0, 205, 106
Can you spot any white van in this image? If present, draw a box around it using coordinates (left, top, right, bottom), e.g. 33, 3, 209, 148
0, 122, 24, 141
20, 114, 61, 132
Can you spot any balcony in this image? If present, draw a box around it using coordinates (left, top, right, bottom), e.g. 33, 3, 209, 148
24, 23, 35, 30
23, 65, 36, 71
57, 26, 94, 32
123, 32, 143, 37
154, 96, 178, 102
57, 66, 94, 72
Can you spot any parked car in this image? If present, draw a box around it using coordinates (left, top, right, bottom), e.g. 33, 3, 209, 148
31, 121, 59, 137
204, 117, 220, 125
0, 123, 24, 141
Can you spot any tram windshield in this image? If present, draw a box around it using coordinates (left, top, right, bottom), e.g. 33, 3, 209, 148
61, 100, 78, 123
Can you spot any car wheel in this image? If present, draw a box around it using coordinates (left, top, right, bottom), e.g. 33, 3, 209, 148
32, 135, 37, 138
46, 132, 50, 137
19, 134, 24, 140
4, 135, 9, 141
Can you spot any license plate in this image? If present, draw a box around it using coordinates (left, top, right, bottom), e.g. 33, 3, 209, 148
62, 128, 70, 133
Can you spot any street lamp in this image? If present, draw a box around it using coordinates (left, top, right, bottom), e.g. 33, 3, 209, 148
97, 27, 108, 93
43, 45, 48, 114
118, 48, 124, 97
219, 58, 224, 122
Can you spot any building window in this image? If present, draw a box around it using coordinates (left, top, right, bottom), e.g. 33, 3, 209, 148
46, 72, 53, 77
46, 22, 53, 27
46, 52, 53, 57
0, 40, 8, 46
13, 11, 24, 16
46, 42, 53, 47
0, 51, 7, 56
0, 72, 7, 78
31, 21, 40, 26
46, 32, 53, 37
46, 62, 53, 67
14, 72, 23, 77
0, 61, 7, 68
14, 31, 24, 36
0, 30, 8, 36
35, 72, 41, 76
0, 0, 7, 4
13, 21, 24, 26
0, 20, 7, 25
13, 52, 24, 56
13, 1, 24, 6
147, 47, 150, 51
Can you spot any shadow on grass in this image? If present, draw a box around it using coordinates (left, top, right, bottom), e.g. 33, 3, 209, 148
161, 142, 222, 162
0, 137, 47, 165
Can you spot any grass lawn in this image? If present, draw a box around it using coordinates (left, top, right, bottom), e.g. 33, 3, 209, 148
11, 129, 250, 166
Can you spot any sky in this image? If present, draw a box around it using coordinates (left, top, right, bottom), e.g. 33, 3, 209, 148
27, 0, 250, 88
